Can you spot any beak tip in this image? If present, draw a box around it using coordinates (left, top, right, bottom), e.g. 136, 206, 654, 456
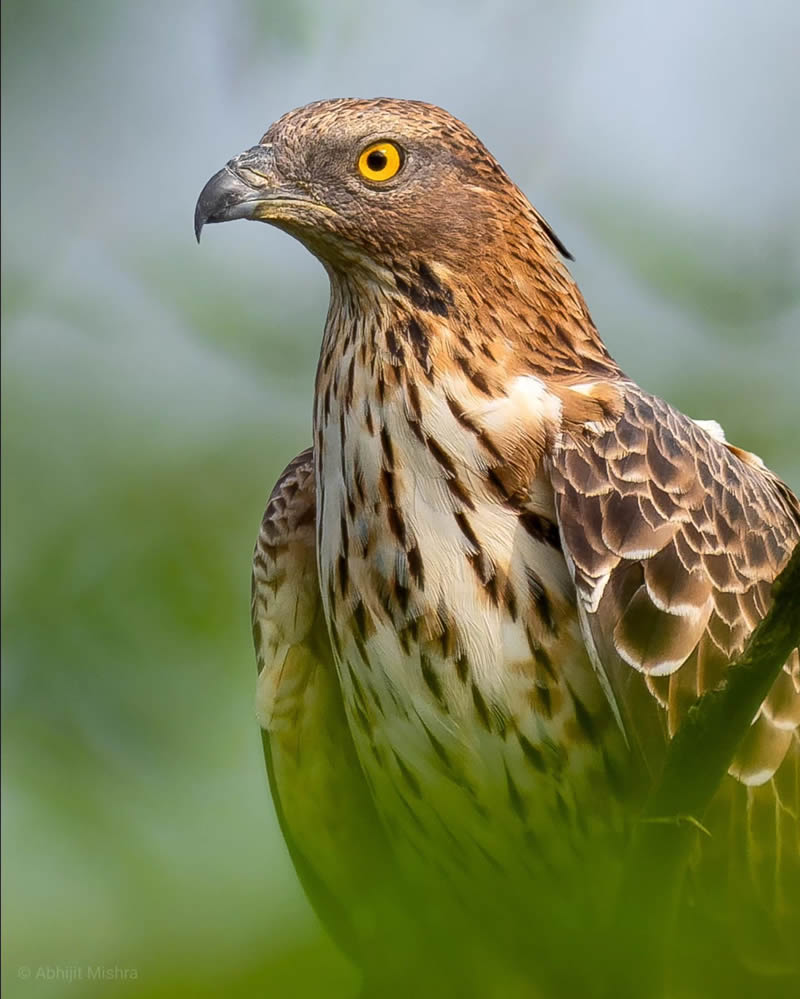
194, 162, 265, 244
194, 178, 217, 244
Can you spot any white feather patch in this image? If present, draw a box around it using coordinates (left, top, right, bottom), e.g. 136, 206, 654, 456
692, 418, 727, 443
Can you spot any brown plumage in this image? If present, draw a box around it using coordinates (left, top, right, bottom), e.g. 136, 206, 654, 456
196, 99, 800, 996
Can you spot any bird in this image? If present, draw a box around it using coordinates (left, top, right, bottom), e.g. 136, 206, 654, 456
195, 99, 800, 997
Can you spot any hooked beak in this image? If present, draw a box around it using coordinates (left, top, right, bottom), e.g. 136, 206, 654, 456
194, 143, 293, 242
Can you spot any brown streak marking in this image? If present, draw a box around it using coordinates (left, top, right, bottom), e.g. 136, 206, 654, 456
418, 260, 455, 314
446, 474, 476, 511
366, 682, 385, 717
380, 425, 395, 468
344, 354, 355, 406
519, 511, 562, 550
518, 733, 547, 773
395, 578, 410, 615
420, 652, 446, 707
407, 380, 422, 422
445, 394, 504, 461
385, 325, 403, 362
407, 543, 425, 587
528, 683, 552, 719
398, 628, 410, 655
525, 566, 556, 636
353, 599, 368, 641
346, 662, 368, 712
323, 382, 332, 420
569, 685, 596, 744
381, 468, 407, 546
426, 436, 457, 478
408, 418, 426, 445
421, 720, 452, 768
352, 701, 371, 734
326, 575, 336, 618
534, 646, 557, 681
437, 619, 455, 658
393, 750, 422, 799
504, 580, 518, 621
337, 553, 348, 596
353, 453, 366, 505
407, 316, 431, 372
471, 682, 492, 731
454, 510, 480, 551
477, 561, 500, 605
353, 630, 370, 669
504, 761, 527, 820
486, 466, 511, 501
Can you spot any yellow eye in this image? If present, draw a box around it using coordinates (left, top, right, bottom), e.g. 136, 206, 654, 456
357, 141, 403, 182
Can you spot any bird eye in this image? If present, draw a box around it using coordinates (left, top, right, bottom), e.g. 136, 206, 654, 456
357, 141, 403, 183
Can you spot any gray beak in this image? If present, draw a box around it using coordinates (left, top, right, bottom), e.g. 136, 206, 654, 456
194, 144, 278, 242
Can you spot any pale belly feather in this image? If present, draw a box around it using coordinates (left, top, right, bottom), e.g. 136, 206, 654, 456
315, 353, 629, 927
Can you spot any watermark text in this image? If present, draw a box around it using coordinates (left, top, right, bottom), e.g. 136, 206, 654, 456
17, 965, 139, 984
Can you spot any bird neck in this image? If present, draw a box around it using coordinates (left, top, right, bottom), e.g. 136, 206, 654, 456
317, 228, 621, 405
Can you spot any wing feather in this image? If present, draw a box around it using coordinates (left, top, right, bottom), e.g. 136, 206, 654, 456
252, 449, 412, 975
550, 383, 800, 956
551, 384, 800, 768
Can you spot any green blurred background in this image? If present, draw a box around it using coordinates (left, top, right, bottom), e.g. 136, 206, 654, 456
2, 2, 798, 996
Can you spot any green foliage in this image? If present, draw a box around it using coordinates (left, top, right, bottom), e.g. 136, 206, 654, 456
2, 288, 355, 997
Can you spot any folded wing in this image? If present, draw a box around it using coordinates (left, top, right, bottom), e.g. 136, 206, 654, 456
550, 384, 800, 942
252, 449, 412, 978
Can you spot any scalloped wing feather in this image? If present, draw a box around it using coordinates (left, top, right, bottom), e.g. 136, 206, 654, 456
551, 384, 800, 935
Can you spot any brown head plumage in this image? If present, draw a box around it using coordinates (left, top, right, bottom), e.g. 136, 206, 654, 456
196, 98, 617, 380
197, 99, 569, 263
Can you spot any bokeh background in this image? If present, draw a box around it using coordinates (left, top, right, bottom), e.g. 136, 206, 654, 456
3, 1, 799, 996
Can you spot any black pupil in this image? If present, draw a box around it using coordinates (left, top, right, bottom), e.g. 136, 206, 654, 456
366, 149, 388, 172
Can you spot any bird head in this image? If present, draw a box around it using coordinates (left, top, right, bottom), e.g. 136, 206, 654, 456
194, 98, 623, 382
195, 98, 571, 282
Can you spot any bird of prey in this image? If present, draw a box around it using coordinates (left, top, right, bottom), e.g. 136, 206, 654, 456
195, 99, 800, 997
